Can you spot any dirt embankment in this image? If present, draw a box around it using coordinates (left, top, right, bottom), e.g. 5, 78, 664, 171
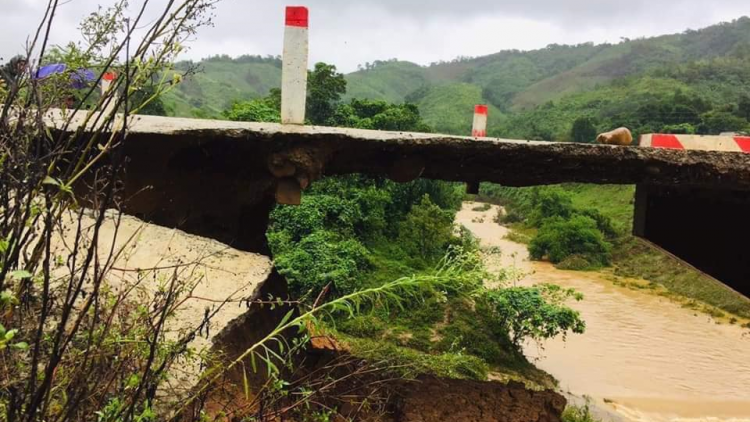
392, 376, 565, 422
210, 304, 567, 422
58, 208, 566, 421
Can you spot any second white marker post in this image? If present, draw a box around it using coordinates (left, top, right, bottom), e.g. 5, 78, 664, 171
472, 104, 488, 137
281, 6, 309, 125
466, 104, 488, 194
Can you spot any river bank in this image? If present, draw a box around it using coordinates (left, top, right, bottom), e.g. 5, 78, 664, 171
456, 202, 750, 422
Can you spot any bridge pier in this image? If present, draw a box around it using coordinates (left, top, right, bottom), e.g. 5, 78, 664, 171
634, 184, 750, 297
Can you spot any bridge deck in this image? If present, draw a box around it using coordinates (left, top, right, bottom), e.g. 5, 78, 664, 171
56, 110, 750, 190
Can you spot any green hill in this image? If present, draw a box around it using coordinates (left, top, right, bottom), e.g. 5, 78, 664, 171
344, 60, 428, 103
162, 55, 282, 118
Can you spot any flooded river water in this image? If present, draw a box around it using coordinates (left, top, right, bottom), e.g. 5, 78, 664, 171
456, 202, 750, 422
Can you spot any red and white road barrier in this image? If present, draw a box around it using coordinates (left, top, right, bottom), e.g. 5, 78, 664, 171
281, 6, 309, 125
472, 104, 488, 137
640, 134, 750, 153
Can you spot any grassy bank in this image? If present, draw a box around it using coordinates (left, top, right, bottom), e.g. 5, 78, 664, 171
334, 243, 558, 390
479, 183, 750, 319
267, 176, 588, 391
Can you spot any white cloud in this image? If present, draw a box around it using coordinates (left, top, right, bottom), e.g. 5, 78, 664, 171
2, 0, 749, 72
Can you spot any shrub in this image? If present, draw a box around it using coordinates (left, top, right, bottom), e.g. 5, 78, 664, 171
555, 254, 594, 271
472, 203, 491, 212
529, 189, 575, 226
577, 208, 618, 239
661, 123, 696, 134
274, 230, 372, 298
434, 299, 518, 365
529, 215, 612, 267
337, 315, 387, 338
571, 117, 597, 143
562, 404, 601, 422
502, 208, 525, 224
484, 285, 586, 347
398, 195, 455, 260
270, 194, 361, 242
344, 337, 489, 381
449, 225, 481, 252
223, 98, 280, 122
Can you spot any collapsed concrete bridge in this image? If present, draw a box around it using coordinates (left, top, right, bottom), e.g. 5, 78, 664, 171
56, 111, 750, 298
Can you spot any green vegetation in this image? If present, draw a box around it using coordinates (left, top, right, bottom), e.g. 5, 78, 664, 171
407, 82, 505, 135
571, 117, 597, 143
495, 72, 750, 142
162, 55, 282, 118
480, 186, 616, 269
473, 203, 492, 212
529, 216, 611, 268
484, 284, 586, 346
562, 404, 601, 422
345, 60, 428, 103
223, 92, 281, 122
225, 64, 586, 386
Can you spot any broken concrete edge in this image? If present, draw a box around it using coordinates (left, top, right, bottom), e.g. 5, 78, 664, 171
48, 109, 750, 191
48, 108, 552, 145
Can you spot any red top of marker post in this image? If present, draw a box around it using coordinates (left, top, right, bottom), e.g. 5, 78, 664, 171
286, 6, 309, 28
474, 104, 488, 115
102, 72, 117, 81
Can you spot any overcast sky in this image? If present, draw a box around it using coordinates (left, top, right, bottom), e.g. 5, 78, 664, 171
2, 0, 749, 73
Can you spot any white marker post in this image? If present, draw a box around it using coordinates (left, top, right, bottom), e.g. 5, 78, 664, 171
101, 71, 117, 116
281, 6, 309, 125
472, 104, 488, 137
466, 104, 488, 194
276, 6, 309, 205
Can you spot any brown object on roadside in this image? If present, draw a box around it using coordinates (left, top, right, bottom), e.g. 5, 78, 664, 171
596, 127, 633, 146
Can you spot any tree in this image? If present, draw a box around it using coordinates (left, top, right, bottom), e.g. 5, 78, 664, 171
272, 230, 372, 298
223, 63, 347, 126
484, 284, 585, 347
529, 189, 574, 226
738, 94, 750, 120
306, 62, 346, 125
223, 98, 280, 122
328, 99, 432, 132
528, 215, 612, 267
661, 123, 696, 134
398, 195, 455, 260
130, 83, 167, 116
700, 110, 749, 134
571, 117, 597, 143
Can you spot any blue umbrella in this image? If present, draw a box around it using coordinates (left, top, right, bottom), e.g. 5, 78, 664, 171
35, 63, 67, 79
35, 63, 96, 89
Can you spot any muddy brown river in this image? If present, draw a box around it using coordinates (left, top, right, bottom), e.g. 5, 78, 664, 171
456, 202, 750, 422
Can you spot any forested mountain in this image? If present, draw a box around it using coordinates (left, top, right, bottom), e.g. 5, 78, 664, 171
162, 16, 750, 138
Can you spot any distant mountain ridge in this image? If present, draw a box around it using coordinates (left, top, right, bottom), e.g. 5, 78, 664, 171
162, 16, 750, 137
